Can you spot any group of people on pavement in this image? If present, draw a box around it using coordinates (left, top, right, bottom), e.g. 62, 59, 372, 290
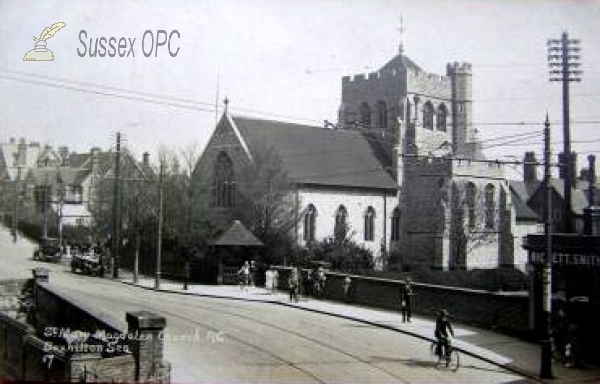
287, 265, 329, 302
238, 260, 280, 294
239, 263, 456, 360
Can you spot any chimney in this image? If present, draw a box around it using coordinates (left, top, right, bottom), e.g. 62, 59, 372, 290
143, 152, 150, 167
58, 146, 69, 166
91, 147, 101, 172
17, 138, 27, 167
559, 151, 578, 188
523, 152, 538, 183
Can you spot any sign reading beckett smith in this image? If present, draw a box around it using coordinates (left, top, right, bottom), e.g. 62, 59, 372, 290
524, 233, 600, 268
530, 251, 600, 268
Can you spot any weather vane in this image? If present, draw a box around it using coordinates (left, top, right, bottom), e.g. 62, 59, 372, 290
397, 14, 405, 55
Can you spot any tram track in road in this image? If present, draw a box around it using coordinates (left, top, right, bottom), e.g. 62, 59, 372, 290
146, 296, 413, 384
60, 281, 414, 383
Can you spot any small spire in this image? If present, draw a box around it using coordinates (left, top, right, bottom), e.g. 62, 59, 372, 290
223, 97, 229, 113
545, 111, 550, 127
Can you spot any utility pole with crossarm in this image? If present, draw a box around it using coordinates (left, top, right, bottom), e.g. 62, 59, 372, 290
548, 32, 582, 233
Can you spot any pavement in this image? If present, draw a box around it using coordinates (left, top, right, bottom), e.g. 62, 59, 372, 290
118, 271, 600, 384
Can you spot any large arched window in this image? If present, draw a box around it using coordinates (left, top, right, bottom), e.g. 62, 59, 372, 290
437, 104, 447, 132
376, 100, 388, 129
364, 206, 375, 241
359, 102, 372, 129
484, 184, 495, 229
334, 205, 348, 241
423, 101, 434, 130
391, 207, 401, 241
213, 152, 235, 207
466, 182, 477, 229
304, 204, 317, 242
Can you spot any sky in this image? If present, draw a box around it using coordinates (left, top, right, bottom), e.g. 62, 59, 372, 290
1, 0, 599, 179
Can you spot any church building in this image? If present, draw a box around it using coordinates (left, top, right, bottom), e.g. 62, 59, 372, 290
338, 42, 515, 270
194, 39, 521, 271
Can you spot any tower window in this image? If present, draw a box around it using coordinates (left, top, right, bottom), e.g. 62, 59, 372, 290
359, 102, 372, 129
423, 101, 434, 130
212, 152, 235, 207
391, 207, 400, 241
304, 204, 317, 242
484, 184, 495, 229
364, 206, 375, 241
466, 182, 477, 229
376, 100, 388, 129
437, 104, 447, 132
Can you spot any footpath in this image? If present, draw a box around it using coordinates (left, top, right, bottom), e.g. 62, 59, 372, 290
119, 272, 600, 384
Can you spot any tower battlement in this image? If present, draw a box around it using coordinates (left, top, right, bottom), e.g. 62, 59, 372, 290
342, 68, 403, 85
446, 62, 472, 76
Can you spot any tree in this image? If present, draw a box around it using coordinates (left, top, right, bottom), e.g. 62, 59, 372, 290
300, 222, 374, 272
233, 145, 298, 265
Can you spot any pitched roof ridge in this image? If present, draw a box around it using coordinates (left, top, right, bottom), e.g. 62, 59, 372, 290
231, 114, 366, 136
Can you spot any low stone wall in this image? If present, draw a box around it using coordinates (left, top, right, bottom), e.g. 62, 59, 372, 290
0, 269, 170, 383
275, 267, 532, 336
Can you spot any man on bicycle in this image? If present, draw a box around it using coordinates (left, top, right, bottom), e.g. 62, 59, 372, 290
435, 309, 454, 363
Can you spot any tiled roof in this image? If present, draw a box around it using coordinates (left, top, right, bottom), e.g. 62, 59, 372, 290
230, 115, 398, 191
27, 168, 91, 186
509, 187, 539, 222
509, 180, 540, 205
213, 220, 263, 246
549, 179, 589, 215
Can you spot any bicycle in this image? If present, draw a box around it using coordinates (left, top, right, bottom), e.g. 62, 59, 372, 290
430, 340, 460, 372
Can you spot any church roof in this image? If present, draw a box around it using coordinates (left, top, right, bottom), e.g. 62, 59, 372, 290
230, 115, 398, 191
380, 54, 422, 73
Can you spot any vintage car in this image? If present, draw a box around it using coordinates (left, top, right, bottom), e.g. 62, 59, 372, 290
70, 246, 103, 276
32, 237, 62, 263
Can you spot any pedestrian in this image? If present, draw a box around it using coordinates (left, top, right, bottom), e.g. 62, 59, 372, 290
250, 260, 257, 287
288, 266, 299, 302
265, 267, 273, 294
343, 276, 352, 303
272, 268, 279, 295
238, 261, 251, 291
401, 277, 414, 323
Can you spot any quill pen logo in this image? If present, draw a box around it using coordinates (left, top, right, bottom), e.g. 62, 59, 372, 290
23, 22, 66, 61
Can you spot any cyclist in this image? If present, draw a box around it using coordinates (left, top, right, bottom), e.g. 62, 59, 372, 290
434, 309, 454, 363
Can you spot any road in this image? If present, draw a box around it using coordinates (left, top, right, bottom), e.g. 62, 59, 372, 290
0, 231, 531, 383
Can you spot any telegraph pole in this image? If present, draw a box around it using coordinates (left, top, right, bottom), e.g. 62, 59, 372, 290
548, 32, 582, 233
540, 114, 553, 379
112, 132, 122, 278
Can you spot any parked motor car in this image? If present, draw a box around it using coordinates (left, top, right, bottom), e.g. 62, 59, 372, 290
70, 244, 103, 276
32, 237, 62, 263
